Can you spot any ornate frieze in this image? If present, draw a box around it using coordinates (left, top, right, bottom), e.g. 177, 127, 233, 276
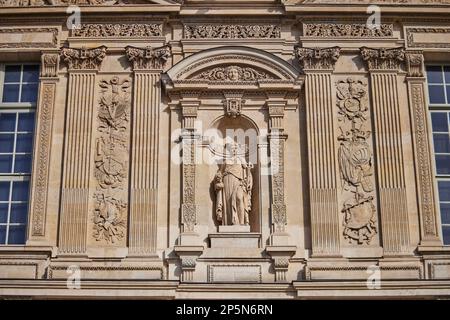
192, 65, 274, 82
125, 45, 171, 70
336, 78, 378, 245
0, 0, 170, 6
284, 0, 450, 3
184, 24, 280, 39
360, 47, 405, 71
295, 46, 340, 70
72, 24, 162, 38
60, 46, 107, 70
303, 23, 393, 38
93, 76, 131, 244
406, 27, 450, 49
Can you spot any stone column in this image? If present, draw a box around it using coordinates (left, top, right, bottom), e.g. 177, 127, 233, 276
295, 46, 341, 257
360, 47, 411, 255
125, 45, 171, 257
58, 46, 106, 255
27, 51, 60, 243
405, 50, 441, 247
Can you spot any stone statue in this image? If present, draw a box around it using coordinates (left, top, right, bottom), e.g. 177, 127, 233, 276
214, 143, 253, 226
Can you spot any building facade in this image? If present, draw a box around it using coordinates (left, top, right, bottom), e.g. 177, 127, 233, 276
0, 0, 450, 299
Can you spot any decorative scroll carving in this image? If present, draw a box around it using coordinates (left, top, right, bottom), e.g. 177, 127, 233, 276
360, 47, 405, 71
93, 76, 131, 243
31, 84, 55, 236
336, 78, 377, 245
406, 51, 424, 77
409, 81, 440, 239
295, 46, 340, 70
184, 24, 280, 39
72, 24, 162, 38
271, 138, 287, 232
304, 23, 393, 38
192, 65, 274, 82
182, 137, 197, 232
41, 53, 59, 78
60, 46, 107, 70
125, 45, 170, 70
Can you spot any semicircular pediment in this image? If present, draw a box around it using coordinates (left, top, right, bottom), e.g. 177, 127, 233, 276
166, 46, 301, 87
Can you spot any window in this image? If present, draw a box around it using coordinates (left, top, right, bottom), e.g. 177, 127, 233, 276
427, 65, 450, 245
0, 64, 39, 245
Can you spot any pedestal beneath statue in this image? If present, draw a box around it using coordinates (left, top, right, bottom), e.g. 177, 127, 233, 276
209, 226, 260, 248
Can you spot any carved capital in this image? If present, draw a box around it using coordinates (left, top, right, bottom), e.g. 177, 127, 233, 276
60, 46, 107, 71
295, 46, 340, 71
360, 47, 405, 71
126, 45, 171, 71
40, 53, 59, 78
406, 50, 425, 77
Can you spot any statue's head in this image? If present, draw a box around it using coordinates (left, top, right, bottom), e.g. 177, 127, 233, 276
227, 66, 239, 81
224, 142, 238, 157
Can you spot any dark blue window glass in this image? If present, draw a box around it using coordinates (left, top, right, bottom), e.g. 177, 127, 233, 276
431, 113, 448, 132
443, 226, 450, 245
433, 134, 450, 153
429, 86, 446, 104
440, 203, 450, 225
0, 134, 14, 153
20, 84, 38, 103
0, 182, 9, 201
0, 155, 12, 173
4, 65, 21, 83
438, 181, 450, 202
16, 133, 33, 153
0, 226, 6, 244
11, 181, 29, 202
0, 203, 8, 224
18, 113, 34, 132
435, 155, 450, 174
22, 65, 39, 83
7, 225, 25, 245
427, 66, 444, 84
0, 113, 16, 132
444, 66, 450, 83
10, 203, 27, 224
14, 155, 32, 174
2, 84, 20, 103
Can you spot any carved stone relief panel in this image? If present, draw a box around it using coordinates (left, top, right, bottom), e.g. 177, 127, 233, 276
303, 23, 393, 38
71, 24, 162, 38
92, 76, 131, 244
184, 24, 281, 39
336, 78, 378, 245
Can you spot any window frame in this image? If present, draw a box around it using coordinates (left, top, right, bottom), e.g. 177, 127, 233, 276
0, 62, 39, 246
427, 64, 450, 246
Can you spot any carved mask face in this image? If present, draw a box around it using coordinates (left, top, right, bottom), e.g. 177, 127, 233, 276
227, 67, 239, 81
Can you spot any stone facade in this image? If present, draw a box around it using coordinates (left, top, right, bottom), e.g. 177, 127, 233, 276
0, 0, 450, 299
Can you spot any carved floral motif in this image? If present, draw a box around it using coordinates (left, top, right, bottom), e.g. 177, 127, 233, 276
72, 24, 162, 38
304, 23, 393, 38
184, 24, 280, 39
192, 65, 274, 82
360, 47, 405, 71
126, 45, 171, 70
93, 76, 131, 243
295, 46, 340, 70
60, 46, 107, 70
336, 78, 377, 245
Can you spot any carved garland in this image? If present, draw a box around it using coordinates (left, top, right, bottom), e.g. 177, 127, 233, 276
92, 76, 131, 243
184, 24, 280, 39
336, 78, 377, 245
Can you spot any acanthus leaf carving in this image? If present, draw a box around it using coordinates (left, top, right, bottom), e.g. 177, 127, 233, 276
93, 76, 131, 244
60, 46, 107, 70
336, 78, 378, 245
184, 24, 280, 39
192, 65, 274, 82
295, 46, 340, 70
125, 45, 171, 70
360, 46, 405, 71
406, 51, 424, 77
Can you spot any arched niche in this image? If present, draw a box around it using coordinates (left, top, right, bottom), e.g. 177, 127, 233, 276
206, 115, 261, 232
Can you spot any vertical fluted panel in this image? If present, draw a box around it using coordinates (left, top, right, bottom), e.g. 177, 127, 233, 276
305, 73, 340, 256
129, 72, 160, 256
370, 72, 410, 254
59, 72, 95, 254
